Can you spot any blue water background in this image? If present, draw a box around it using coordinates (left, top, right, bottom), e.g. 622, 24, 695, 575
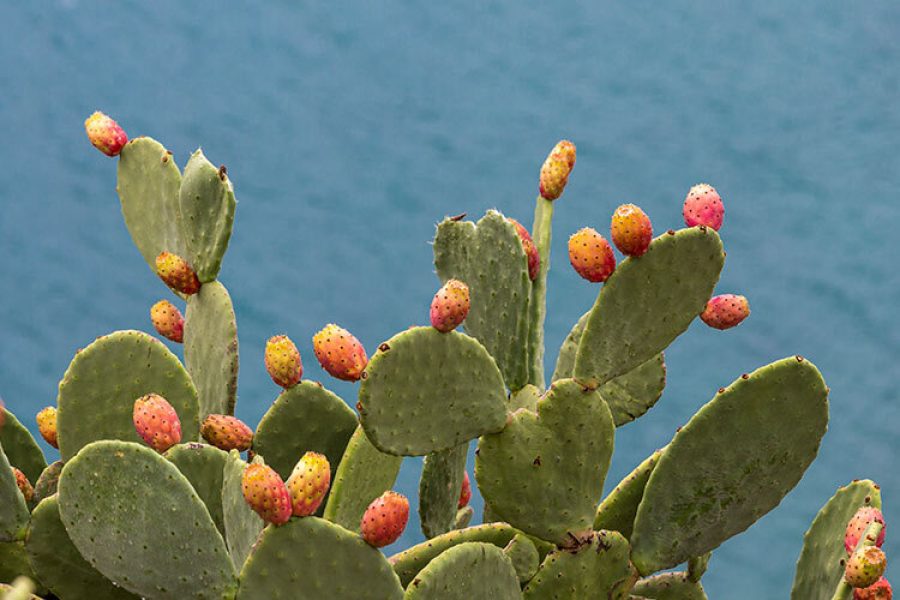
1, 2, 899, 596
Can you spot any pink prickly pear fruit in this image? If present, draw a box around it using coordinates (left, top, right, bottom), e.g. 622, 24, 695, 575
264, 335, 303, 388
458, 471, 472, 509
150, 300, 185, 343
430, 279, 470, 333
241, 463, 292, 525
508, 219, 540, 280
360, 490, 409, 548
286, 451, 331, 517
36, 406, 59, 449
610, 204, 653, 257
846, 546, 887, 589
201, 414, 253, 452
312, 324, 368, 382
539, 140, 577, 201
846, 507, 887, 554
568, 227, 616, 283
155, 252, 201, 296
683, 183, 724, 231
132, 393, 182, 453
12, 467, 33, 503
84, 111, 128, 157
700, 294, 750, 330
855, 577, 893, 600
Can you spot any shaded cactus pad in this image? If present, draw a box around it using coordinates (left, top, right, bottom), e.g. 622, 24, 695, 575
418, 444, 468, 538
403, 542, 521, 600
631, 572, 707, 599
221, 451, 264, 569
165, 442, 229, 536
0, 442, 30, 542
594, 448, 665, 539
0, 407, 47, 483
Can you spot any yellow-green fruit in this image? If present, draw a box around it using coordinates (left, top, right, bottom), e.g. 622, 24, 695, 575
539, 140, 576, 200
155, 252, 201, 295
287, 451, 331, 517
265, 335, 303, 388
36, 406, 59, 449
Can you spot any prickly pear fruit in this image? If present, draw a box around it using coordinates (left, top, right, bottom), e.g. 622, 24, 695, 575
150, 299, 185, 343
264, 335, 303, 388
84, 111, 128, 157
568, 227, 616, 283
360, 490, 409, 548
610, 203, 653, 257
846, 507, 887, 553
846, 546, 887, 588
430, 279, 470, 333
201, 414, 253, 452
241, 463, 292, 525
132, 393, 182, 453
458, 471, 472, 509
312, 324, 368, 382
36, 406, 59, 449
700, 294, 751, 330
12, 467, 33, 502
539, 140, 577, 201
0, 398, 5, 429
286, 451, 331, 517
683, 183, 724, 231
508, 218, 540, 280
854, 577, 893, 600
155, 252, 201, 295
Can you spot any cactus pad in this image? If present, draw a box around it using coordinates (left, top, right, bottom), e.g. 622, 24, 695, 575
631, 572, 707, 599
0, 542, 36, 586
56, 330, 200, 461
594, 448, 665, 538
236, 517, 403, 600
32, 460, 63, 504
573, 227, 724, 387
475, 378, 615, 543
503, 533, 540, 583
0, 443, 29, 542
550, 310, 589, 384
630, 357, 829, 574
359, 327, 508, 456
221, 451, 264, 569
403, 542, 521, 600
165, 442, 229, 536
0, 407, 46, 483
419, 444, 468, 538
57, 440, 237, 599
508, 384, 540, 412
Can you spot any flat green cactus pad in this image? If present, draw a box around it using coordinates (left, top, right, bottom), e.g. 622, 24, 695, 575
117, 137, 187, 271
475, 378, 615, 543
178, 149, 236, 282
253, 381, 357, 480
32, 460, 63, 505
359, 327, 508, 456
236, 517, 403, 600
419, 444, 468, 538
25, 496, 139, 600
594, 448, 665, 539
221, 451, 263, 570
522, 531, 636, 599
550, 310, 589, 384
630, 357, 829, 574
631, 572, 707, 599
508, 384, 540, 412
184, 281, 240, 417
790, 479, 882, 600
56, 330, 200, 461
434, 211, 533, 390
573, 227, 724, 388
165, 442, 229, 536
0, 442, 29, 543
57, 440, 237, 599
503, 533, 540, 583
0, 542, 36, 586
403, 542, 521, 600
0, 408, 46, 484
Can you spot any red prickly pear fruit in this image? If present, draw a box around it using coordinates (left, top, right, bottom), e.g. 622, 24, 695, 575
360, 490, 409, 548
855, 577, 893, 600
286, 451, 331, 517
458, 471, 472, 509
430, 279, 470, 333
241, 463, 292, 525
508, 218, 540, 280
610, 204, 653, 257
150, 300, 185, 343
568, 227, 616, 283
539, 140, 577, 201
155, 252, 201, 296
264, 335, 303, 388
846, 507, 887, 554
846, 546, 887, 588
700, 294, 750, 330
683, 183, 724, 231
201, 414, 253, 452
12, 467, 33, 502
312, 324, 368, 382
132, 393, 182, 453
36, 406, 58, 449
84, 111, 128, 157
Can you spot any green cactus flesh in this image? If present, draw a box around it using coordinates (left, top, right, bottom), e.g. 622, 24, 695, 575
503, 533, 540, 583
252, 380, 357, 480
522, 530, 636, 600
508, 384, 540, 412
56, 330, 200, 461
0, 542, 37, 586
178, 149, 236, 283
550, 310, 588, 384
221, 451, 264, 570
165, 442, 229, 537
0, 442, 29, 543
32, 460, 63, 505
573, 227, 724, 388
57, 440, 237, 599
236, 517, 403, 600
0, 408, 46, 484
790, 479, 882, 600
454, 506, 474, 530
184, 280, 240, 417
25, 496, 139, 600
433, 210, 532, 390
631, 572, 707, 599
687, 552, 712, 583
403, 541, 521, 600
359, 327, 508, 456
594, 448, 665, 539
630, 356, 829, 575
475, 378, 614, 544
419, 443, 468, 538
323, 425, 403, 532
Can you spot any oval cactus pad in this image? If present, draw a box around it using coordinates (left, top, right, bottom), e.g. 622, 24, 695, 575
404, 542, 521, 600
631, 572, 707, 599
0, 406, 47, 483
221, 451, 264, 570
0, 442, 30, 542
